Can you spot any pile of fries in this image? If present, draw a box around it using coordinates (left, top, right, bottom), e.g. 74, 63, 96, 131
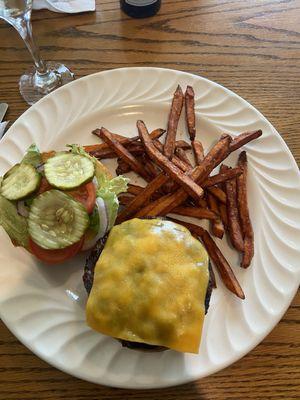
85, 85, 262, 300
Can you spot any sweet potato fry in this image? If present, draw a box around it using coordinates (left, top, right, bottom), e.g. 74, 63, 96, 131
136, 194, 176, 217
127, 184, 144, 196
223, 165, 244, 252
85, 137, 129, 153
87, 128, 165, 155
93, 127, 164, 146
90, 143, 145, 159
242, 236, 254, 269
171, 206, 217, 220
89, 148, 117, 159
100, 127, 151, 181
200, 230, 245, 299
118, 194, 135, 205
164, 85, 184, 159
136, 181, 208, 218
142, 154, 161, 178
136, 135, 231, 217
207, 193, 224, 239
168, 218, 245, 299
137, 190, 207, 217
93, 128, 134, 144
175, 140, 192, 150
237, 151, 254, 268
185, 85, 202, 166
150, 128, 166, 140
117, 173, 169, 224
137, 120, 204, 201
208, 261, 217, 289
202, 167, 242, 188
116, 157, 132, 175
134, 193, 175, 218
217, 165, 228, 228
206, 187, 227, 204
148, 128, 166, 141
185, 86, 196, 141
127, 184, 162, 201
161, 181, 178, 194
153, 140, 190, 172
170, 128, 261, 175
190, 135, 232, 184
229, 130, 262, 152
193, 129, 262, 166
175, 148, 193, 168
117, 155, 156, 176
198, 197, 208, 208
219, 202, 228, 228
192, 140, 204, 164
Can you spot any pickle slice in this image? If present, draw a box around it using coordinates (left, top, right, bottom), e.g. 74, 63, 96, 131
44, 153, 94, 190
0, 163, 41, 201
28, 190, 89, 250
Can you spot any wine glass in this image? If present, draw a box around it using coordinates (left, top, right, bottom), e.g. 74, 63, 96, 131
0, 0, 74, 105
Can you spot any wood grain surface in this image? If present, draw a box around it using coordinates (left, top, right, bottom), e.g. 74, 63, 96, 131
0, 0, 299, 398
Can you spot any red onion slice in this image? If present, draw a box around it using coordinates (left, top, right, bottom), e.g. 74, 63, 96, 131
17, 201, 29, 218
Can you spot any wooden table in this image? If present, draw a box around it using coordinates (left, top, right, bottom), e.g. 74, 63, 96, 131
0, 1, 299, 398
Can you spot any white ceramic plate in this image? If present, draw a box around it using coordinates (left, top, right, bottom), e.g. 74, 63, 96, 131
0, 68, 299, 389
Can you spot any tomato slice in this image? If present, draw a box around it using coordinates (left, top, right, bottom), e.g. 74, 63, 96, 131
37, 177, 52, 195
29, 237, 84, 265
68, 181, 96, 214
37, 178, 96, 214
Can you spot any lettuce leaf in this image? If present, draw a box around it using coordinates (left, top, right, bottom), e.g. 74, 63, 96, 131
0, 194, 29, 248
21, 144, 42, 168
67, 144, 95, 163
89, 205, 100, 233
96, 174, 129, 196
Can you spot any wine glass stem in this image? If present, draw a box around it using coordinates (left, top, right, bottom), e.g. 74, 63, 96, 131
13, 12, 47, 75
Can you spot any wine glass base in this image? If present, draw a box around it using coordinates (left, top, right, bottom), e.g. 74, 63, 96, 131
19, 62, 75, 105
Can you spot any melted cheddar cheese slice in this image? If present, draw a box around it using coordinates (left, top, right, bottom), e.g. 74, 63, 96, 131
86, 218, 209, 353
